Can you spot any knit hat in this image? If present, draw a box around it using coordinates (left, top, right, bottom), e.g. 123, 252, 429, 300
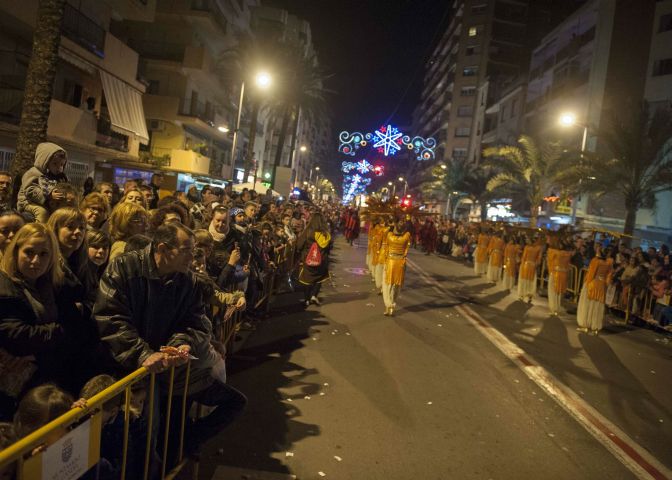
230, 207, 244, 217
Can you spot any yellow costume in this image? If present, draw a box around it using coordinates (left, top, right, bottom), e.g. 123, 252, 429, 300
517, 243, 542, 301
474, 233, 490, 275
503, 241, 521, 290
486, 236, 505, 282
547, 249, 573, 315
382, 230, 411, 315
373, 226, 390, 290
367, 224, 381, 277
577, 257, 613, 333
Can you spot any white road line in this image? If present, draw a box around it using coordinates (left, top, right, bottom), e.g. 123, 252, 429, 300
406, 258, 672, 480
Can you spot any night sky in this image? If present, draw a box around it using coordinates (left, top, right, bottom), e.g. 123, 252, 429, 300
267, 0, 451, 133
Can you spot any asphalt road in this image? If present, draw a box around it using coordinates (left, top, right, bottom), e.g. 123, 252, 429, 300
193, 235, 672, 480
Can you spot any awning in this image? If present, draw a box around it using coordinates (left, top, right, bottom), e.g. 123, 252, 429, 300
99, 70, 149, 144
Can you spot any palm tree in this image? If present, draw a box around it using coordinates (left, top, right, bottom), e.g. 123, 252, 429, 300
559, 102, 672, 237
219, 32, 273, 180
269, 50, 330, 181
12, 0, 66, 177
483, 135, 574, 227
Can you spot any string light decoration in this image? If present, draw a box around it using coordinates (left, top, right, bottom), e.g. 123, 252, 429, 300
342, 173, 371, 204
339, 124, 436, 161
341, 159, 373, 175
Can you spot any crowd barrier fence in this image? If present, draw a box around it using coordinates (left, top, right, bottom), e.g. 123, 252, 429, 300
0, 362, 197, 480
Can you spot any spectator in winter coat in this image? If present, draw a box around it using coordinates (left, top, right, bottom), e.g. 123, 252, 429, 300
17, 143, 69, 223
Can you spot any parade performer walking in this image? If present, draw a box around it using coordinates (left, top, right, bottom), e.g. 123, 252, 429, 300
547, 234, 574, 316
517, 236, 543, 303
382, 219, 411, 316
297, 213, 332, 306
420, 219, 437, 255
502, 235, 521, 291
366, 218, 381, 274
486, 230, 505, 283
577, 245, 613, 334
344, 209, 360, 245
474, 228, 490, 275
373, 218, 391, 294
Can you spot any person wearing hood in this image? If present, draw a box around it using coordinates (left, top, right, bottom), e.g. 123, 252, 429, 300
297, 212, 332, 306
17, 143, 69, 223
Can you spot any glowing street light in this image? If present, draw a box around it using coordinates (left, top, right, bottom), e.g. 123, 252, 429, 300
255, 72, 272, 89
559, 112, 577, 127
300, 145, 308, 152
440, 164, 447, 170
315, 166, 320, 171
218, 126, 229, 133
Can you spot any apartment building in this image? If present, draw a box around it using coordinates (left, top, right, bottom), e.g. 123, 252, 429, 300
0, 0, 155, 187
413, 0, 554, 166
111, 0, 260, 189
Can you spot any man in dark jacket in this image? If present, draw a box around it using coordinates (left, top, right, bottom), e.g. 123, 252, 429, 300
93, 222, 245, 458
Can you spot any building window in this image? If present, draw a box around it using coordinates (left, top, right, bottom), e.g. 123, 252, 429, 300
659, 13, 672, 32
453, 148, 468, 159
455, 127, 471, 137
472, 4, 487, 15
461, 86, 476, 96
510, 99, 518, 118
500, 105, 507, 122
457, 105, 473, 117
653, 58, 672, 76
147, 80, 160, 94
466, 45, 481, 56
468, 26, 479, 37
463, 66, 478, 77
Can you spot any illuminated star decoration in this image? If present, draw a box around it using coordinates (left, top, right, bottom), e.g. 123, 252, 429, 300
338, 123, 436, 161
370, 125, 403, 156
342, 173, 371, 204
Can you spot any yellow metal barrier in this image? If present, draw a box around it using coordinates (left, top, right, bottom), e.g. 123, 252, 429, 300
0, 363, 195, 480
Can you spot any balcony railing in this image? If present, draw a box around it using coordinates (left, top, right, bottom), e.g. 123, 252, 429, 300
96, 115, 129, 152
128, 40, 185, 62
61, 4, 105, 58
180, 98, 216, 124
191, 0, 228, 33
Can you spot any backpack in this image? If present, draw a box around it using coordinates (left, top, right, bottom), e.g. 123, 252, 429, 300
305, 242, 322, 267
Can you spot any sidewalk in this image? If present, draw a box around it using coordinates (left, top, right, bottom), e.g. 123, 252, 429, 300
407, 248, 672, 471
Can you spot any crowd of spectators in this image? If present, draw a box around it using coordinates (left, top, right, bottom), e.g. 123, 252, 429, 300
407, 217, 672, 329
0, 142, 340, 477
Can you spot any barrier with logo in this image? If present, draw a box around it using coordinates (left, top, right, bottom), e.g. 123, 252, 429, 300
0, 364, 195, 480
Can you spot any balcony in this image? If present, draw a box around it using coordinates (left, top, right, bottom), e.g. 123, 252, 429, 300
96, 115, 130, 153
180, 98, 216, 125
61, 4, 106, 58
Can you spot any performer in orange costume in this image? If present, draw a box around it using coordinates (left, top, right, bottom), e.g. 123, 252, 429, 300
474, 229, 490, 275
367, 218, 381, 280
382, 219, 411, 316
373, 218, 391, 293
502, 236, 520, 290
486, 230, 505, 283
577, 245, 614, 335
517, 236, 543, 303
546, 233, 574, 316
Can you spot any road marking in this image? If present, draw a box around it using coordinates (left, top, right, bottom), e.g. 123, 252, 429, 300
406, 258, 672, 480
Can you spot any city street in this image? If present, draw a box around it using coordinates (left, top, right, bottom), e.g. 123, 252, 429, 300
197, 236, 672, 480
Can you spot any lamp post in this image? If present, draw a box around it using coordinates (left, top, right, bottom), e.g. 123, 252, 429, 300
398, 176, 408, 198
559, 113, 588, 225
387, 181, 395, 199
314, 166, 321, 199
230, 72, 272, 182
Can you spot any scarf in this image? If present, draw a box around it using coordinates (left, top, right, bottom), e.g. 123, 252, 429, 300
209, 222, 227, 242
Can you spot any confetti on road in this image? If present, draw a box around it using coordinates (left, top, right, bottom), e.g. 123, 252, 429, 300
659, 419, 664, 423
324, 383, 329, 386
334, 456, 342, 462
427, 401, 433, 405
513, 379, 519, 383
286, 398, 293, 402
319, 392, 325, 396
651, 370, 656, 374
366, 303, 375, 307
437, 324, 443, 327
304, 396, 311, 400
345, 332, 351, 336
312, 337, 317, 341
318, 472, 326, 477
285, 452, 294, 457
548, 433, 555, 438
343, 284, 350, 287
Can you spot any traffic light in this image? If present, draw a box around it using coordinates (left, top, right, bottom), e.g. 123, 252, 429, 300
402, 196, 411, 207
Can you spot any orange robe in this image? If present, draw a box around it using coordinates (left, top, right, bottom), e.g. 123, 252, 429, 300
549, 249, 573, 294
374, 227, 390, 265
475, 234, 490, 264
504, 242, 521, 278
584, 257, 614, 302
384, 231, 411, 286
519, 245, 542, 280
487, 236, 505, 268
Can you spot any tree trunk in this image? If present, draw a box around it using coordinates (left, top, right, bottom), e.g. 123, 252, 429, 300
479, 200, 487, 221
272, 106, 291, 168
242, 99, 260, 181
623, 204, 637, 244
287, 105, 301, 174
12, 0, 66, 178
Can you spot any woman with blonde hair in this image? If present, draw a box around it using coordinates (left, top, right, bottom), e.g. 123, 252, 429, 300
0, 223, 89, 403
108, 202, 148, 260
79, 192, 109, 230
121, 188, 147, 210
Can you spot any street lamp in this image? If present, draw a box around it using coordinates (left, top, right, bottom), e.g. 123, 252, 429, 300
440, 164, 447, 170
300, 145, 307, 152
218, 126, 229, 133
398, 176, 408, 197
230, 71, 272, 180
559, 112, 588, 225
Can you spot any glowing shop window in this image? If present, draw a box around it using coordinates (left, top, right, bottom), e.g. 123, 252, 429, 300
468, 26, 478, 37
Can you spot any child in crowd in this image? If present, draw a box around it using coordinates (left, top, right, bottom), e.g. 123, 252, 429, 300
17, 142, 69, 223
